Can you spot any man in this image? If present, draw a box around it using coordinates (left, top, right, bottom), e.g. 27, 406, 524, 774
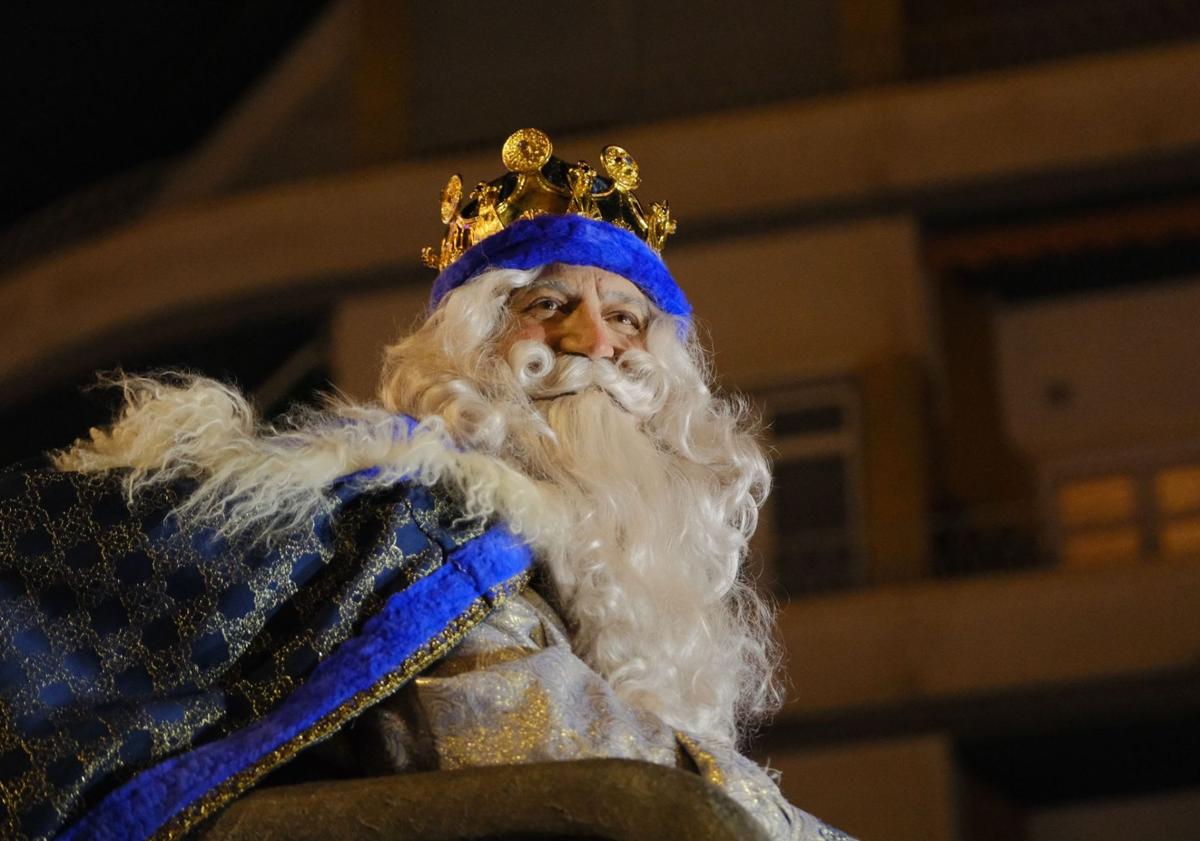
0, 129, 852, 840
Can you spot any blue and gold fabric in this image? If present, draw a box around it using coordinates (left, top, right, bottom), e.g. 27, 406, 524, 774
0, 459, 532, 840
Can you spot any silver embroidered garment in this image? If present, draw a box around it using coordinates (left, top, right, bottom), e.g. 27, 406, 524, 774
344, 588, 855, 841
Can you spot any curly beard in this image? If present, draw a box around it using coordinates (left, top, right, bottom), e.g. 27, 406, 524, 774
373, 268, 780, 745
483, 338, 777, 744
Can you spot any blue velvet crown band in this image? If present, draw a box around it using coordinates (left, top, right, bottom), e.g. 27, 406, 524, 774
430, 214, 691, 321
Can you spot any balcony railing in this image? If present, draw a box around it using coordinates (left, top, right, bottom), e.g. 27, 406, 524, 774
775, 503, 1047, 598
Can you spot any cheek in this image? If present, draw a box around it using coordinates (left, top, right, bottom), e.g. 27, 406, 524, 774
513, 321, 548, 344
516, 321, 544, 340
609, 327, 645, 353
497, 320, 549, 357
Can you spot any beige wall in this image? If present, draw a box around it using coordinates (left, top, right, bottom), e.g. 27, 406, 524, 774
768, 735, 959, 841
332, 283, 430, 401
997, 276, 1200, 459
670, 217, 930, 390
777, 559, 1200, 716
1028, 787, 1200, 841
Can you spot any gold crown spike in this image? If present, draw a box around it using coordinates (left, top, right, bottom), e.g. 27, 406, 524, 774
501, 128, 553, 173
421, 128, 677, 272
600, 145, 640, 190
439, 174, 463, 224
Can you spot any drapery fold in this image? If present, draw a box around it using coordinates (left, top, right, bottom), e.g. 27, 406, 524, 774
0, 464, 531, 840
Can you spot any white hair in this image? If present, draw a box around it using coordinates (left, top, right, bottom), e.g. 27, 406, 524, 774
51, 372, 578, 565
55, 265, 780, 747
380, 267, 780, 745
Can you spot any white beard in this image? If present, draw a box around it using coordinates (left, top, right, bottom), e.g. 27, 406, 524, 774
373, 270, 779, 745
494, 341, 771, 743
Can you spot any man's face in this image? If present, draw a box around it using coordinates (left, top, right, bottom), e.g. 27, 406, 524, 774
498, 265, 650, 360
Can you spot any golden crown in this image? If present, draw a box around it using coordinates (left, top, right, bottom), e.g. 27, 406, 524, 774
421, 128, 678, 272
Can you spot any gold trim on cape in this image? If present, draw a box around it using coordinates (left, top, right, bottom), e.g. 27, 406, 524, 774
150, 574, 528, 840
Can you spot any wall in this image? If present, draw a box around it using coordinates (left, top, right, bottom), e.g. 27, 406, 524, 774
777, 559, 1200, 715
1027, 787, 1200, 841
996, 275, 1200, 460
768, 735, 959, 841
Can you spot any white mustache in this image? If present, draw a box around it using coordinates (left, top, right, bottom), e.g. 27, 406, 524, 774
506, 340, 670, 417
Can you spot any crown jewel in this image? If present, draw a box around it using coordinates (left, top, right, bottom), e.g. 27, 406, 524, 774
422, 128, 677, 272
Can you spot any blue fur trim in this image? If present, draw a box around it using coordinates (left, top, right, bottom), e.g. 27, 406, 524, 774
59, 526, 532, 841
431, 215, 691, 321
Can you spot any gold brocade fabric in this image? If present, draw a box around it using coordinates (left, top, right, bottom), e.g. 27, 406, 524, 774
338, 589, 856, 841
0, 465, 500, 840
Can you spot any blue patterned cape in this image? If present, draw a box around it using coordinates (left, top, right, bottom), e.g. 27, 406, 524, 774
0, 456, 533, 840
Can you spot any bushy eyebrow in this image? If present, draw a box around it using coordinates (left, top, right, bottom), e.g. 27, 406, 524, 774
518, 278, 573, 298
511, 278, 649, 317
602, 290, 648, 311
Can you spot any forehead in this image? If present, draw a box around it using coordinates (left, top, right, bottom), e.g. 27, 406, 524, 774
533, 264, 647, 302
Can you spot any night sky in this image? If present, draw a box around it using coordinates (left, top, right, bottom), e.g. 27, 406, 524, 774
1, 1, 328, 230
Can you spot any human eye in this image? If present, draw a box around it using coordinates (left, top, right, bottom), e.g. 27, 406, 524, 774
525, 297, 563, 318
607, 310, 643, 333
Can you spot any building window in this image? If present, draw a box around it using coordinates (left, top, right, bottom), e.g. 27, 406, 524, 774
1055, 474, 1141, 567
1155, 465, 1200, 558
765, 381, 866, 597
1050, 459, 1200, 567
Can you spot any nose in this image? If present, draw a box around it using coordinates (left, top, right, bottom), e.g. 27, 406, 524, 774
557, 298, 615, 360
